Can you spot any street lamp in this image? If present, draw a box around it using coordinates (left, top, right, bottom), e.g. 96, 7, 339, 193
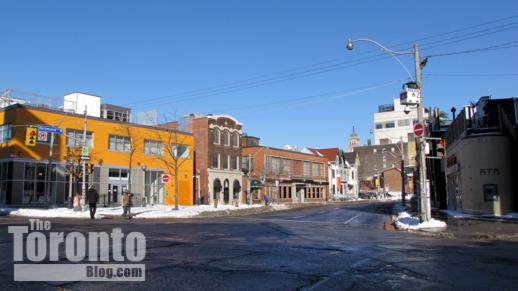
347, 38, 431, 222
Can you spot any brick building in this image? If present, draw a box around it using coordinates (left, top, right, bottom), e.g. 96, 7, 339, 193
242, 144, 328, 204
354, 141, 415, 191
381, 167, 414, 193
179, 113, 244, 205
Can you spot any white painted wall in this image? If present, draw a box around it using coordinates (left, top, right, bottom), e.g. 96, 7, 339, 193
373, 98, 425, 144
63, 92, 101, 118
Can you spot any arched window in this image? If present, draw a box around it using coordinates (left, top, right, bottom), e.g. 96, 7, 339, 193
223, 130, 230, 146
233, 132, 239, 147
213, 128, 220, 144
213, 179, 222, 200
233, 180, 241, 200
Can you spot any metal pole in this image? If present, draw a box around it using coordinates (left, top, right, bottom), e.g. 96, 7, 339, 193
401, 138, 406, 206
414, 44, 431, 222
44, 132, 55, 209
196, 170, 201, 205
248, 154, 252, 205
81, 106, 88, 210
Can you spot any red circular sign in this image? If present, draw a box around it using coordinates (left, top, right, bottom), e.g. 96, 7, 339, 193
414, 123, 424, 137
161, 174, 171, 183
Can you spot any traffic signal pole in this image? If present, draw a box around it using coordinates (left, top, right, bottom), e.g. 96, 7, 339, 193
81, 106, 88, 210
44, 132, 55, 209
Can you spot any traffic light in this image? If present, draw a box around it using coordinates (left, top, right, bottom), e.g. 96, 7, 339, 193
88, 164, 95, 174
25, 127, 37, 147
437, 138, 446, 157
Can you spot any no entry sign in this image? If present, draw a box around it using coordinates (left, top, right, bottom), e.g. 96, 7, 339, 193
161, 174, 171, 183
414, 123, 425, 138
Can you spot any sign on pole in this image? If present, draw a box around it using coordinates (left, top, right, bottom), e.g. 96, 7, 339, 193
37, 130, 49, 143
161, 174, 171, 184
37, 125, 63, 134
414, 123, 425, 138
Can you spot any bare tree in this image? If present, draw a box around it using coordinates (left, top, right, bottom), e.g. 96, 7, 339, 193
154, 126, 191, 210
121, 125, 138, 195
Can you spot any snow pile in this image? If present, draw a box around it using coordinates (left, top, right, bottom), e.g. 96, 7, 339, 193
3, 204, 264, 219
393, 204, 447, 230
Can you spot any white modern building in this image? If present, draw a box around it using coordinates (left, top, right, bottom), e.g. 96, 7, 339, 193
373, 98, 427, 144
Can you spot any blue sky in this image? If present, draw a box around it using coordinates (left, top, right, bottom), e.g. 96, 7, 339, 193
2, 0, 518, 148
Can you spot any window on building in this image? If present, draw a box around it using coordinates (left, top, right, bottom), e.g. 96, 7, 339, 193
223, 130, 230, 146
0, 124, 12, 143
312, 163, 319, 177
108, 168, 129, 180
144, 140, 163, 156
213, 129, 220, 144
222, 154, 229, 169
385, 121, 395, 128
282, 159, 291, 175
212, 153, 220, 169
66, 129, 93, 148
398, 119, 410, 127
233, 132, 239, 147
107, 110, 114, 120
108, 135, 130, 152
380, 138, 390, 145
303, 162, 310, 176
172, 144, 189, 159
232, 156, 239, 170
271, 157, 280, 173
375, 123, 383, 129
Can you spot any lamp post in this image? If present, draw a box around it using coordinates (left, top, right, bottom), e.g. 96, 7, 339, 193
347, 38, 430, 222
194, 169, 201, 205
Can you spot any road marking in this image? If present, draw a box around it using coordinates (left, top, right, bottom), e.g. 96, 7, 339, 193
293, 215, 305, 219
344, 213, 362, 225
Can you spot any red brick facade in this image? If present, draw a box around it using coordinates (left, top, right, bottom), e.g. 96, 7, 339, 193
242, 146, 329, 204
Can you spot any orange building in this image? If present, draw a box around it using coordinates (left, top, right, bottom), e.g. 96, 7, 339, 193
0, 103, 194, 207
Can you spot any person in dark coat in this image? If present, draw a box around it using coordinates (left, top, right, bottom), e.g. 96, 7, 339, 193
86, 185, 99, 219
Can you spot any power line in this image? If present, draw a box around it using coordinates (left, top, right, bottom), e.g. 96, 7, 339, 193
424, 73, 518, 77
128, 14, 518, 109
218, 79, 405, 113
426, 40, 518, 58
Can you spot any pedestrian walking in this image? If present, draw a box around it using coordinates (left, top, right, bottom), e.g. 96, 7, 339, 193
86, 184, 99, 219
121, 191, 131, 218
264, 193, 270, 206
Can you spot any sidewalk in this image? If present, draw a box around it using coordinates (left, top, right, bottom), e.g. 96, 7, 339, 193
424, 216, 518, 241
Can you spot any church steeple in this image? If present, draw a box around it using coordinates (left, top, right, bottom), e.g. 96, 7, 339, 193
347, 125, 360, 152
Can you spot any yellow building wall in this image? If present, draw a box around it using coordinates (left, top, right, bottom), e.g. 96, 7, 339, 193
0, 106, 194, 206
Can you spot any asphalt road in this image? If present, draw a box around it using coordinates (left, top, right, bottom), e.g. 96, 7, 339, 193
1, 201, 518, 290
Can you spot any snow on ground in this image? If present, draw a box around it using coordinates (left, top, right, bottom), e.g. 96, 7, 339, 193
393, 204, 447, 230
1, 204, 264, 219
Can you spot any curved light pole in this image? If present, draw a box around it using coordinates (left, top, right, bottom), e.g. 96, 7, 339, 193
347, 38, 430, 222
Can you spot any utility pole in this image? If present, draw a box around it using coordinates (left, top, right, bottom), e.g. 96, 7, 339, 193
81, 106, 88, 210
413, 44, 431, 222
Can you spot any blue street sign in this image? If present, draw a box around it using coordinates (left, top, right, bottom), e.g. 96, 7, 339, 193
37, 125, 63, 134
